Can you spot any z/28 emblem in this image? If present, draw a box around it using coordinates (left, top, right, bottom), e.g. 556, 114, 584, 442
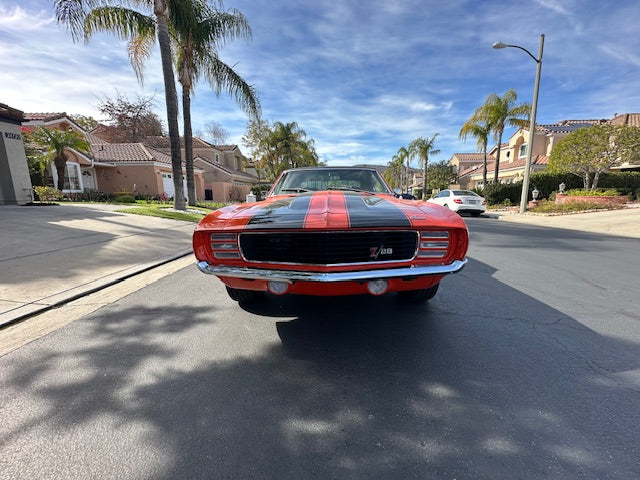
370, 246, 393, 259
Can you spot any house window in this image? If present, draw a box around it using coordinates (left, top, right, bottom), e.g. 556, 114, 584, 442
519, 144, 527, 158
63, 163, 81, 190
215, 154, 220, 163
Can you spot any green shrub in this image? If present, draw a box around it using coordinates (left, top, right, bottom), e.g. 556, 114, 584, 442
197, 201, 227, 210
482, 182, 522, 205
64, 190, 112, 202
529, 171, 640, 198
565, 188, 621, 196
530, 200, 622, 213
33, 186, 63, 202
114, 194, 135, 203
529, 172, 582, 197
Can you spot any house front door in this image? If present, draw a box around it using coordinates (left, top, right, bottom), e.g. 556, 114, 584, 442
82, 168, 96, 190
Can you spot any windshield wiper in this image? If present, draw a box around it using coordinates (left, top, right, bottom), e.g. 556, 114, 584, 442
280, 188, 311, 193
328, 187, 372, 193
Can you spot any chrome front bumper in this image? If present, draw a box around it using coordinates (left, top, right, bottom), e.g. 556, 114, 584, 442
196, 259, 467, 284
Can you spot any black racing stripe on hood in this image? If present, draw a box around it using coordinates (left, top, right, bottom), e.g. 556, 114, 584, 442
245, 194, 313, 229
344, 194, 411, 228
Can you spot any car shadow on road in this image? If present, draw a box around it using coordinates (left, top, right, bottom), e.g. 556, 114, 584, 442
1, 258, 638, 479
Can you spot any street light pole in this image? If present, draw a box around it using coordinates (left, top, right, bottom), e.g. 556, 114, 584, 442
493, 34, 545, 213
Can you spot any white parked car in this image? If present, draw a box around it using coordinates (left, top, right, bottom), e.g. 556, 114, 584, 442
427, 189, 486, 216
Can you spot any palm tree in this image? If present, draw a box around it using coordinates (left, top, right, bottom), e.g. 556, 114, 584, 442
459, 117, 492, 186
395, 146, 409, 194
27, 127, 91, 191
261, 122, 318, 179
475, 89, 530, 183
173, 2, 260, 206
56, 0, 186, 210
408, 134, 440, 200
384, 154, 404, 189
128, 0, 260, 206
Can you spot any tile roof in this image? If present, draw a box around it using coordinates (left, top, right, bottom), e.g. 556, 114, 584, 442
458, 155, 548, 178
535, 122, 602, 134
611, 113, 640, 127
85, 130, 108, 145
195, 156, 257, 181
0, 103, 24, 122
24, 112, 68, 122
143, 135, 215, 149
451, 153, 496, 162
216, 144, 240, 152
91, 143, 157, 163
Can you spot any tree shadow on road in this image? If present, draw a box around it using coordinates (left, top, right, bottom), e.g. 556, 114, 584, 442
1, 259, 639, 479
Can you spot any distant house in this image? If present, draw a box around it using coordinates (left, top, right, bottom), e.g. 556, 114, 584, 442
610, 113, 640, 171
452, 114, 640, 189
142, 136, 256, 202
449, 152, 497, 177
22, 112, 256, 202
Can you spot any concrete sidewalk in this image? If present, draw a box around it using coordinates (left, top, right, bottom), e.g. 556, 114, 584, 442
0, 203, 196, 327
488, 204, 640, 239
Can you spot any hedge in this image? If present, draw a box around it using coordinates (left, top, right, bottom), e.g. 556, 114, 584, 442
480, 171, 640, 205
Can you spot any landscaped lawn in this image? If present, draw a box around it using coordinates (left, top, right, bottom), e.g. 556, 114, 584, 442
115, 201, 218, 222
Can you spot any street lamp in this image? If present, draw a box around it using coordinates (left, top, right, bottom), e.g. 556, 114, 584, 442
493, 34, 545, 213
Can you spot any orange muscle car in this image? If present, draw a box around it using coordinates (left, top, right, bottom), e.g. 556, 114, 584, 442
193, 167, 469, 302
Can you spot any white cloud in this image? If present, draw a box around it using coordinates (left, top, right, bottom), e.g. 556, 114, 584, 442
0, 5, 54, 31
599, 44, 640, 68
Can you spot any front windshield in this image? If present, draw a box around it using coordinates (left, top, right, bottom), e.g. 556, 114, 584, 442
270, 169, 392, 195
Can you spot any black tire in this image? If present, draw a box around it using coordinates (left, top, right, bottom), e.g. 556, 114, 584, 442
225, 286, 263, 303
398, 283, 439, 302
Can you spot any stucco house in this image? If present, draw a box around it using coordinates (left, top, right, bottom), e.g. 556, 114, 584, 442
609, 113, 640, 171
21, 112, 256, 202
453, 113, 640, 190
141, 136, 256, 202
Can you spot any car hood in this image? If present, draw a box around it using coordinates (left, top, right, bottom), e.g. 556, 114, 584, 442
196, 191, 466, 231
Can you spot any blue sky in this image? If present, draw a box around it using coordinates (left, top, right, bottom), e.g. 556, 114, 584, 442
1, 0, 639, 166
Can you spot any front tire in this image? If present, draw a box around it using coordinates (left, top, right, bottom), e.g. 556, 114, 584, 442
225, 286, 263, 303
398, 283, 439, 302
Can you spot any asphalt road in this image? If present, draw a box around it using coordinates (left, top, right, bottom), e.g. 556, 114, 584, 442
1, 217, 638, 479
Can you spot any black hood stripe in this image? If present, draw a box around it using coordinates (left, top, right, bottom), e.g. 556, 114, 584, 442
344, 194, 411, 228
245, 194, 312, 229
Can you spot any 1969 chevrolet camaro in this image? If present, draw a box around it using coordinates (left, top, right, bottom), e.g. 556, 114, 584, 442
193, 167, 469, 302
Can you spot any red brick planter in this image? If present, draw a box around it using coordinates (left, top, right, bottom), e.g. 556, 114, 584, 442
555, 194, 629, 205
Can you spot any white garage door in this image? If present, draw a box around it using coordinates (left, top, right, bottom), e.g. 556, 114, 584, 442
161, 172, 188, 200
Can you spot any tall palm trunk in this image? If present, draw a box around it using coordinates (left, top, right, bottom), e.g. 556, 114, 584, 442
54, 155, 67, 191
154, 0, 185, 210
182, 87, 196, 206
482, 142, 488, 185
421, 155, 428, 200
493, 128, 504, 183
405, 158, 410, 194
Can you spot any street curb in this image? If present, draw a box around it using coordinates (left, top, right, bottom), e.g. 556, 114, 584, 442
0, 249, 193, 330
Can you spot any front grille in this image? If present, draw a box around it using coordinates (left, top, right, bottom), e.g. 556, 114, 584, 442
239, 230, 419, 265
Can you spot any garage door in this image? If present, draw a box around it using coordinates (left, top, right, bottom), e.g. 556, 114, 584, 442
161, 172, 188, 200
